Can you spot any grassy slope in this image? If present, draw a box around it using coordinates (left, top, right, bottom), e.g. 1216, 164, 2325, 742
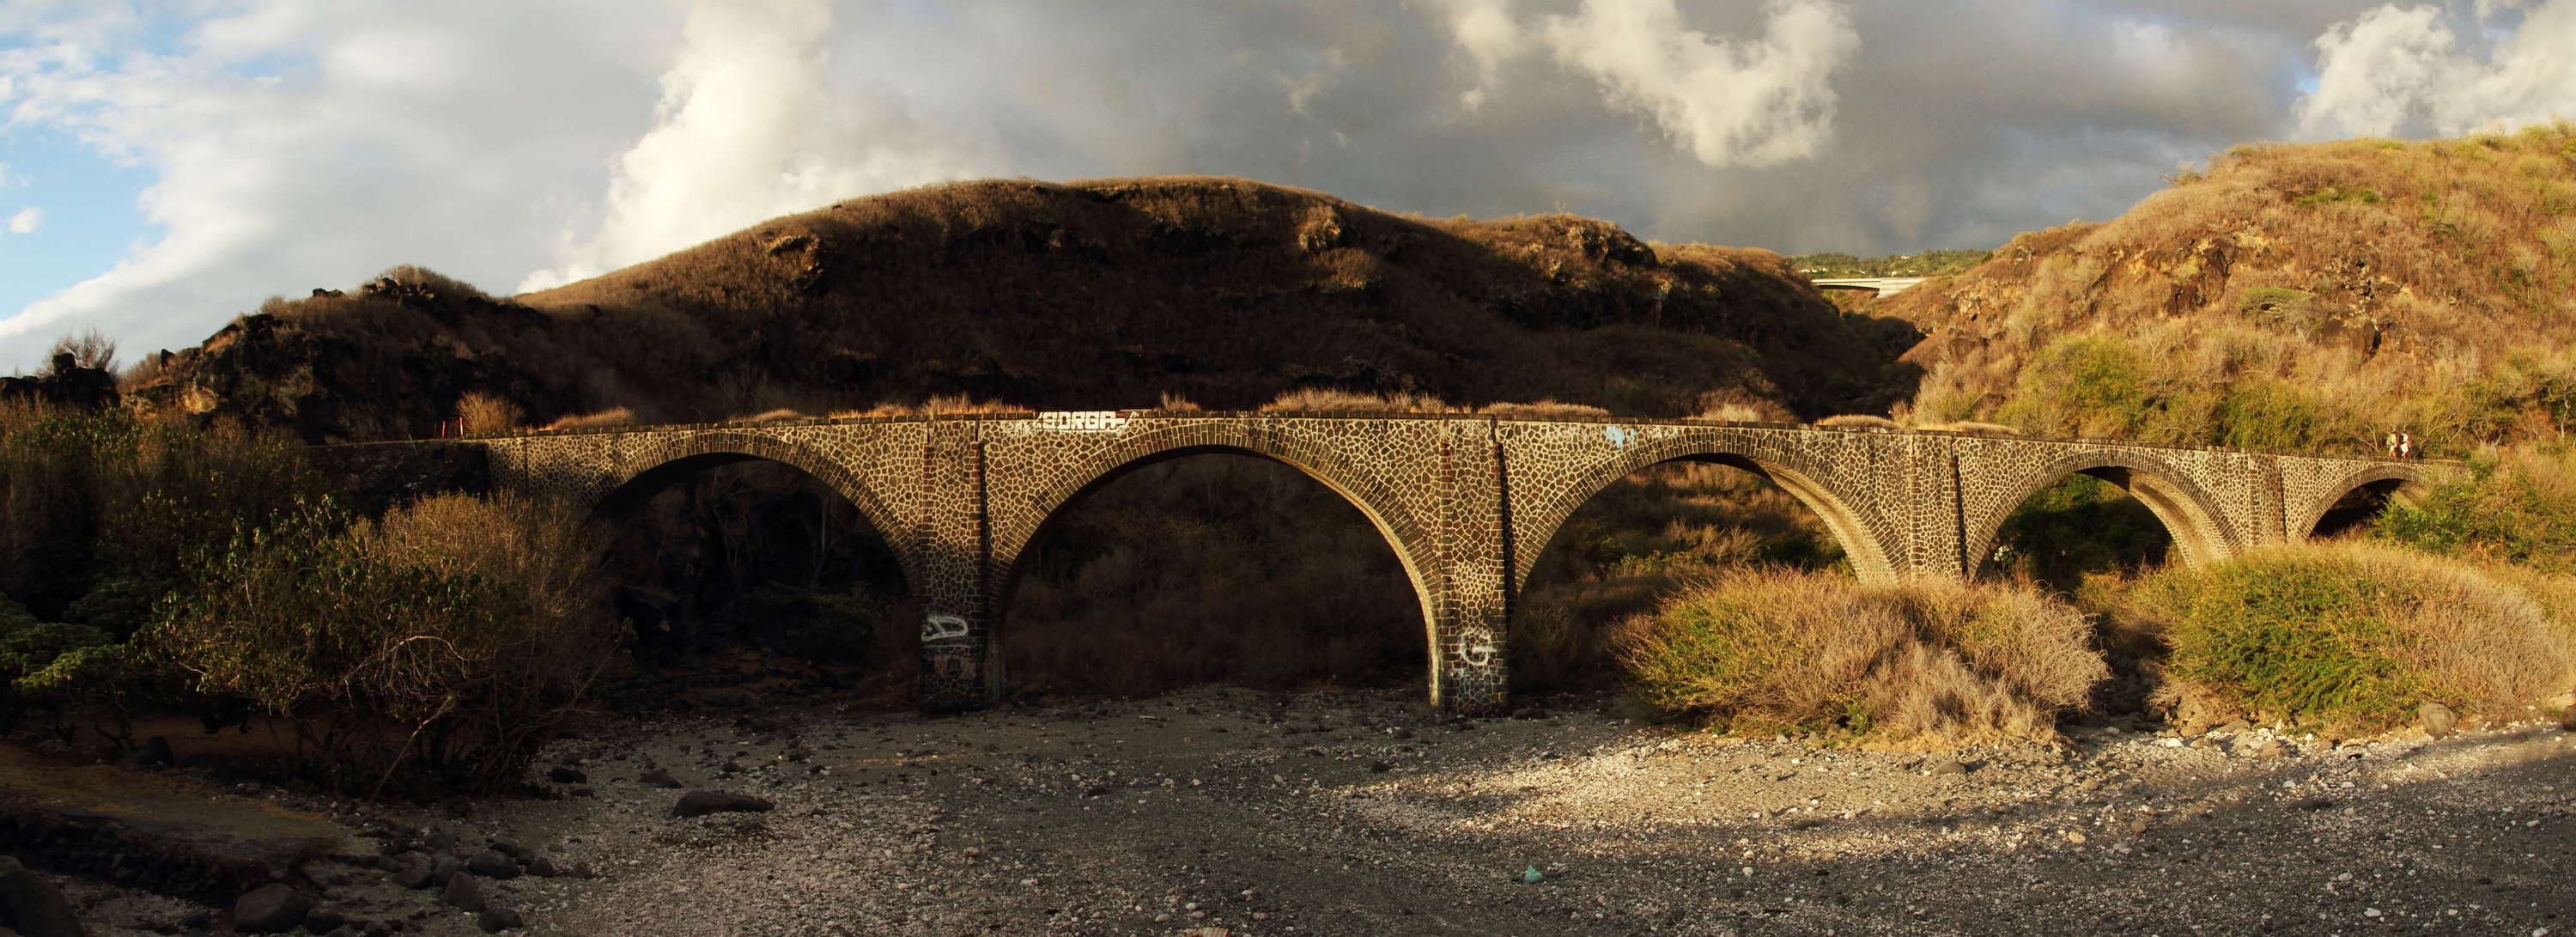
1886, 125, 2576, 456
135, 176, 1919, 441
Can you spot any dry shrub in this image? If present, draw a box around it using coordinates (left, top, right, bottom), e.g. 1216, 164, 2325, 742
2111, 541, 2576, 733
738, 408, 807, 424
1927, 421, 2021, 436
1816, 413, 1901, 429
823, 396, 1025, 419
454, 392, 523, 435
545, 407, 635, 430
1155, 392, 1204, 412
46, 329, 117, 372
1693, 403, 1773, 423
1615, 568, 2105, 745
1481, 399, 1613, 419
1258, 387, 1459, 413
1512, 462, 1844, 690
373, 265, 492, 302
1692, 391, 1795, 423
151, 493, 615, 794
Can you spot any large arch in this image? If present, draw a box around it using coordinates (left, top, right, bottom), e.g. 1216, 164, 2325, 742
592, 431, 924, 591
1966, 449, 2239, 575
991, 427, 1448, 698
1515, 435, 1901, 588
2292, 462, 2437, 541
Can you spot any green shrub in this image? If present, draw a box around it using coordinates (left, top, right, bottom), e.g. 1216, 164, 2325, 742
2379, 447, 2576, 571
2116, 542, 2574, 733
2294, 186, 2382, 208
1615, 568, 2105, 745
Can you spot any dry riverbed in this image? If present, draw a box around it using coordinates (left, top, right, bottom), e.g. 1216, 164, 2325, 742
41, 687, 2576, 936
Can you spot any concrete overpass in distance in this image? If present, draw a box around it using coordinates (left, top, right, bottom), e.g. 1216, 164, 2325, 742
1809, 277, 1927, 296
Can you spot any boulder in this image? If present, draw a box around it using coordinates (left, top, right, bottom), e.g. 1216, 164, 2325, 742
546, 766, 586, 784
386, 853, 434, 890
301, 906, 346, 934
476, 906, 524, 933
0, 855, 82, 937
441, 873, 484, 912
232, 883, 310, 934
637, 768, 682, 789
671, 790, 774, 818
464, 850, 519, 879
2417, 702, 2459, 738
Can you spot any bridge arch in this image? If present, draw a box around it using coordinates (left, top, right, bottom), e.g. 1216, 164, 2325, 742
991, 423, 1447, 696
2293, 462, 2438, 540
592, 430, 924, 590
1967, 449, 2239, 575
1515, 435, 1900, 588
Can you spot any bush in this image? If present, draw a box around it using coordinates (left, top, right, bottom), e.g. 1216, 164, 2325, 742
0, 405, 313, 629
1513, 463, 1844, 690
1258, 387, 1458, 413
2113, 542, 2575, 733
454, 392, 524, 435
1615, 568, 2105, 745
150, 493, 616, 794
2379, 447, 2576, 571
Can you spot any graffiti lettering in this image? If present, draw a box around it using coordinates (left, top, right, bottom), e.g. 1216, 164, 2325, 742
1455, 629, 1498, 668
1036, 411, 1131, 433
922, 612, 971, 642
1604, 425, 1637, 449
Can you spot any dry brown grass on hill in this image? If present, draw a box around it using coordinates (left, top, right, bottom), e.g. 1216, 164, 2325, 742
137, 174, 1918, 443
1890, 124, 2576, 456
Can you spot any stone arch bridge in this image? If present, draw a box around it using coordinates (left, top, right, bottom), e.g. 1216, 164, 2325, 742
403, 411, 2456, 715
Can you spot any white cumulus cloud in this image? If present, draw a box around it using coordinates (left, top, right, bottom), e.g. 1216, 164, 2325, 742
4, 207, 38, 234
1540, 0, 1859, 168
1436, 0, 1859, 168
521, 0, 1005, 292
2298, 0, 2576, 139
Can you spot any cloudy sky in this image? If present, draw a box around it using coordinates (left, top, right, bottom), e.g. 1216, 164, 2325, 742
2, 0, 2573, 368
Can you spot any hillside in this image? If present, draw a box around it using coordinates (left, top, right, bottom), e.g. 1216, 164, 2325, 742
128, 176, 1919, 441
1887, 124, 2576, 457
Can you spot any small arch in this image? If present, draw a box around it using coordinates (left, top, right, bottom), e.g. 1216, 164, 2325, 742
2296, 465, 2436, 541
593, 431, 922, 591
1518, 439, 1899, 589
1970, 452, 2238, 575
995, 433, 1448, 702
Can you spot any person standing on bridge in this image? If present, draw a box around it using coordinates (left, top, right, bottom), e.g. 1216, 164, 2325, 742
2398, 431, 2414, 459
2385, 431, 2400, 457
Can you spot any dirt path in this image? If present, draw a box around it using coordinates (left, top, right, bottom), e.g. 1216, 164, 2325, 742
58, 687, 2576, 935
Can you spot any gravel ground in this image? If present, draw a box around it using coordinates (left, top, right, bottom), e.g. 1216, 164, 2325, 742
64, 687, 2576, 936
